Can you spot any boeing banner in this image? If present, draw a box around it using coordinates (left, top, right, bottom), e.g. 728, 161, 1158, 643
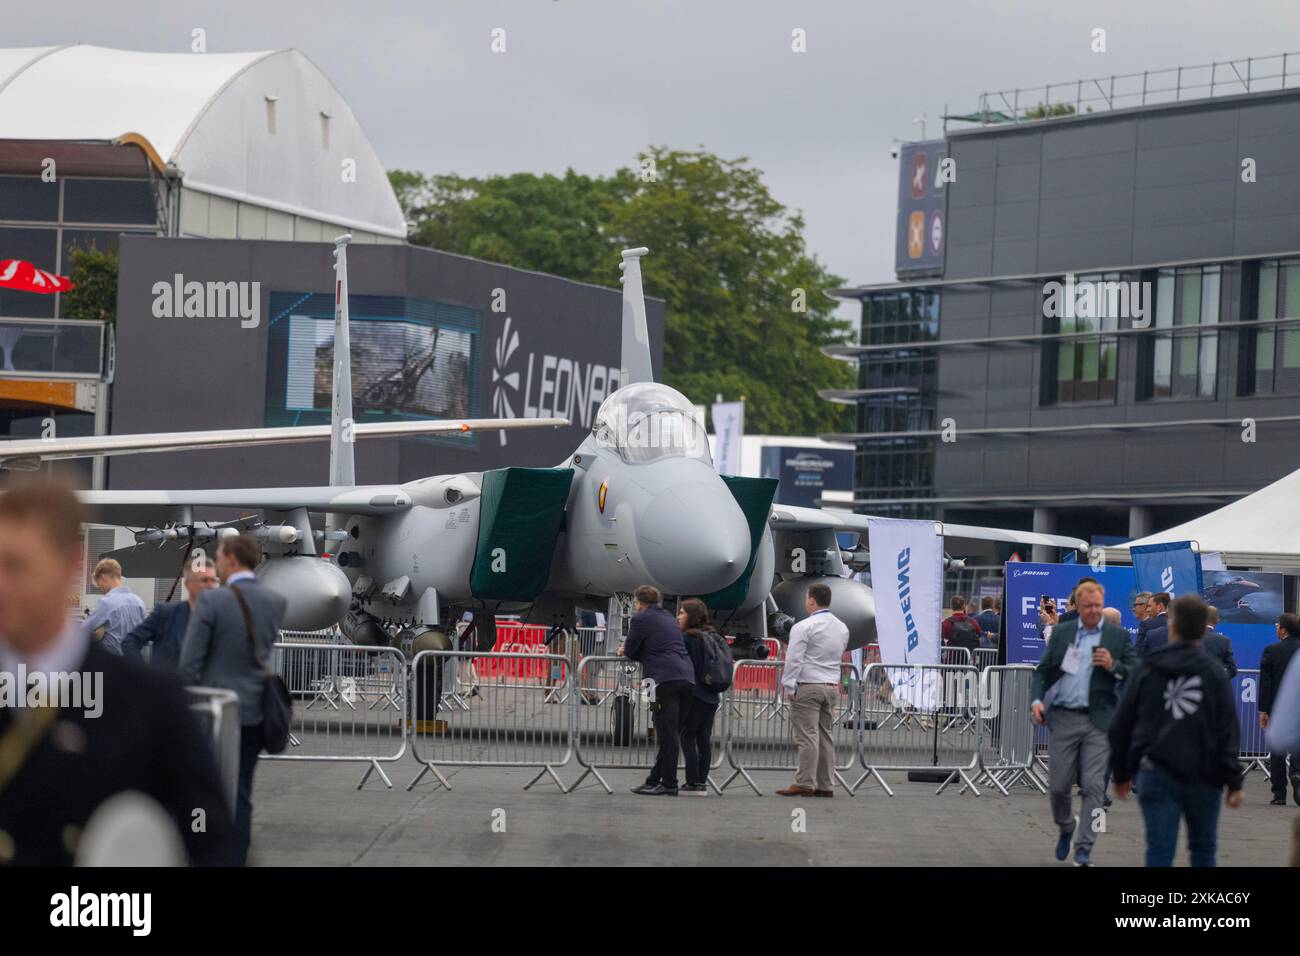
1004, 562, 1140, 666
1130, 540, 1204, 602
868, 517, 942, 710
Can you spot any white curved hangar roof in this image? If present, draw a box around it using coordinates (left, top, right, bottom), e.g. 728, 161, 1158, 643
0, 44, 406, 237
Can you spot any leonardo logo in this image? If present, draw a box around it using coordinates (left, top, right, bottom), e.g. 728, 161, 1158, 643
491, 317, 522, 446
488, 316, 621, 447
1163, 674, 1203, 720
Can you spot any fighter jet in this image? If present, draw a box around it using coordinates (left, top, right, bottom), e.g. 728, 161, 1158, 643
1202, 575, 1262, 610
1, 237, 1084, 655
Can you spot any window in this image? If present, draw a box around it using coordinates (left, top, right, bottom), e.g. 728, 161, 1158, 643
0, 175, 59, 221
1139, 265, 1220, 400
853, 289, 939, 510
62, 179, 156, 225
1041, 272, 1121, 404
1241, 259, 1300, 395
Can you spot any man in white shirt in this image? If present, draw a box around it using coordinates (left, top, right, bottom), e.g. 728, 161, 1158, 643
80, 558, 146, 655
777, 582, 850, 798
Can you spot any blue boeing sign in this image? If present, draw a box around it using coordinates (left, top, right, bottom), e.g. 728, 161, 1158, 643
1130, 541, 1204, 602
896, 547, 920, 655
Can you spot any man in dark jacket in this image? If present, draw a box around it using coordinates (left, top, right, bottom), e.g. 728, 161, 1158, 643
975, 597, 1000, 647
1109, 594, 1244, 867
1136, 592, 1170, 658
180, 533, 287, 863
0, 480, 236, 865
1260, 613, 1300, 806
1200, 606, 1237, 679
621, 585, 694, 796
122, 558, 219, 668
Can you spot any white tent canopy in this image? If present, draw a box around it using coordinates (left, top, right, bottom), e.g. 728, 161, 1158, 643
1103, 466, 1300, 570
0, 44, 405, 237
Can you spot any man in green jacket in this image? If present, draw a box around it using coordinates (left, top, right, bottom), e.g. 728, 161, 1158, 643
1031, 580, 1138, 866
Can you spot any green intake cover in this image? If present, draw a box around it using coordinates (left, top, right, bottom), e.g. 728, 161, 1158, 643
470, 467, 574, 601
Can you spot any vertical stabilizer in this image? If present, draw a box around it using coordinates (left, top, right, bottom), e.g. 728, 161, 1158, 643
618, 246, 654, 385
330, 234, 356, 488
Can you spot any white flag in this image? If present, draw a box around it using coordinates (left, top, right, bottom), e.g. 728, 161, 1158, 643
711, 401, 744, 476
867, 517, 943, 710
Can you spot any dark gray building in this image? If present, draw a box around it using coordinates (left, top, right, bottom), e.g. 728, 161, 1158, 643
108, 235, 664, 491
828, 73, 1300, 560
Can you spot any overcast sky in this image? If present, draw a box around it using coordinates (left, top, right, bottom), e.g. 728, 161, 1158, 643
9, 0, 1300, 289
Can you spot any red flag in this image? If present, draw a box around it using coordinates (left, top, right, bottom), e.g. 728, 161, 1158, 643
0, 259, 75, 294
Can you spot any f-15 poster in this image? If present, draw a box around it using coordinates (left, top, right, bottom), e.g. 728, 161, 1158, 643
1003, 562, 1140, 666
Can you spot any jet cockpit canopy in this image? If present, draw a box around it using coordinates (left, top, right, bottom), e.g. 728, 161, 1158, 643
593, 383, 712, 466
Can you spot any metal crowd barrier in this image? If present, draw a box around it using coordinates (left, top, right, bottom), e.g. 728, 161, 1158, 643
856, 662, 983, 796
973, 647, 1000, 671
570, 655, 653, 792
970, 666, 1042, 795
278, 625, 348, 644
187, 686, 241, 814
1235, 669, 1271, 775
941, 646, 972, 667
266, 642, 407, 789
407, 649, 573, 793
573, 627, 609, 658
859, 642, 973, 668
237, 641, 1056, 803
721, 660, 859, 796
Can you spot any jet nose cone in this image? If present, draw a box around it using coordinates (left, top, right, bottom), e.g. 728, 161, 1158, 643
640, 481, 752, 595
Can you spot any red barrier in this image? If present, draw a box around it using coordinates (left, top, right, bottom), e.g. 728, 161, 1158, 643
476, 623, 554, 680
726, 636, 784, 692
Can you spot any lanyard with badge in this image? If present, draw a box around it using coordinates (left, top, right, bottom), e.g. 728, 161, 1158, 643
1061, 631, 1088, 675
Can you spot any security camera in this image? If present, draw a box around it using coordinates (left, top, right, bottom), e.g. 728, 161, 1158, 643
890, 145, 899, 160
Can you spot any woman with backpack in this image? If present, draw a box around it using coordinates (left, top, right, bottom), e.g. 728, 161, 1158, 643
676, 598, 730, 796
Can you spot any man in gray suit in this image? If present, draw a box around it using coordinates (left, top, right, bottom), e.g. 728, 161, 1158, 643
180, 533, 287, 865
1031, 581, 1138, 866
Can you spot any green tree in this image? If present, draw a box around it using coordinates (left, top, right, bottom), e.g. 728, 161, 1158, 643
62, 243, 119, 324
611, 148, 851, 435
391, 149, 853, 435
391, 168, 633, 286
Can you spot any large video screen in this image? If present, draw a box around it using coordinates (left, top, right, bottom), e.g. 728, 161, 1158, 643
265, 292, 480, 434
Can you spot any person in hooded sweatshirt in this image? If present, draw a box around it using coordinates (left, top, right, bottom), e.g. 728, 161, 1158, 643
1108, 594, 1244, 867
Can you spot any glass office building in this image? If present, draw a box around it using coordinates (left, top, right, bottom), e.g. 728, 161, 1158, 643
826, 57, 1300, 558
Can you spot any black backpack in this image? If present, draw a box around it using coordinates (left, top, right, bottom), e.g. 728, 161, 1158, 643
696, 629, 734, 694
948, 615, 980, 653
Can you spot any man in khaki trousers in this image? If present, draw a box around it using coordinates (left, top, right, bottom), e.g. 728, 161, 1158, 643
778, 583, 851, 798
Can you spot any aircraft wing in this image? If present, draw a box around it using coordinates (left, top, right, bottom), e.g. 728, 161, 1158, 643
0, 417, 568, 470
78, 485, 414, 527
768, 504, 1087, 551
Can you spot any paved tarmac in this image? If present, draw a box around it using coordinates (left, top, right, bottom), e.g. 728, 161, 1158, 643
247, 758, 1295, 867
